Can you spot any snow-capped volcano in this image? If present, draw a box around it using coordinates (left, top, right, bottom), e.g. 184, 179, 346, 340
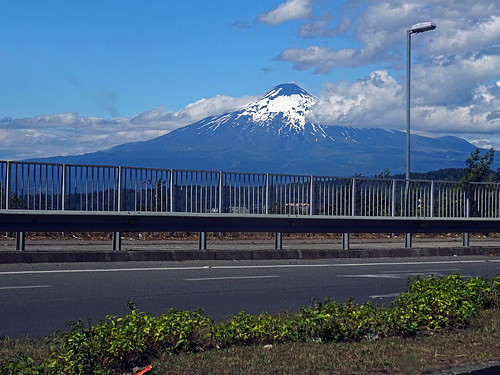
33, 83, 482, 176
195, 82, 318, 137
239, 83, 315, 130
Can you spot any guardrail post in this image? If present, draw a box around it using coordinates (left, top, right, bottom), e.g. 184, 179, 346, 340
404, 180, 412, 248
342, 233, 349, 250
463, 182, 470, 247
112, 232, 122, 251
405, 232, 412, 248
16, 232, 25, 251
199, 232, 207, 250
274, 232, 282, 250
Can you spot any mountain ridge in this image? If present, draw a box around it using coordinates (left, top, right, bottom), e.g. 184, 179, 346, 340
30, 83, 482, 177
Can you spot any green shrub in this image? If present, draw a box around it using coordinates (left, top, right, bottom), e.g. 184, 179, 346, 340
209, 312, 294, 346
45, 302, 210, 374
389, 274, 497, 335
0, 352, 42, 375
295, 298, 390, 342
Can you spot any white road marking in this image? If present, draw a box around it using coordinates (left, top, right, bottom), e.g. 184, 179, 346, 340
185, 275, 280, 281
339, 270, 463, 280
0, 259, 495, 276
379, 268, 459, 273
340, 274, 404, 279
370, 293, 401, 299
0, 285, 51, 290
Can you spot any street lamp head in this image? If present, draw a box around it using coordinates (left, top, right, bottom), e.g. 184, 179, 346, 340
410, 22, 436, 34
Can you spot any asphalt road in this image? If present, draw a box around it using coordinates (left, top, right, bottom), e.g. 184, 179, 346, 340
2, 256, 500, 338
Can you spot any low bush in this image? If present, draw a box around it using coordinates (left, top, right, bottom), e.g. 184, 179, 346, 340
2, 274, 500, 374
389, 274, 500, 335
44, 302, 210, 374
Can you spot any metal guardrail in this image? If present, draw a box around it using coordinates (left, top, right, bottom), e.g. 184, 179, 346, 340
2, 160, 500, 252
2, 160, 497, 218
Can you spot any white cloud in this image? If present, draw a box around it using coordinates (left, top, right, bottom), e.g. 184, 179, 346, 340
309, 70, 402, 127
0, 94, 259, 161
309, 70, 500, 149
257, 0, 313, 25
278, 46, 359, 73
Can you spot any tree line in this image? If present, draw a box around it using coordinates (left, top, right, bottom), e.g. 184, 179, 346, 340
386, 148, 497, 183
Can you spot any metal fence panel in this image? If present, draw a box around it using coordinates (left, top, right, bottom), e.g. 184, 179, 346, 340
65, 164, 119, 211
9, 162, 64, 210
433, 181, 466, 218
355, 178, 395, 216
268, 174, 311, 215
223, 172, 267, 214
313, 177, 353, 216
470, 182, 500, 218
172, 170, 220, 213
121, 167, 170, 212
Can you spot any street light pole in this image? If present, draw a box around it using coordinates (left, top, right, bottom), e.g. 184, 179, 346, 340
406, 28, 412, 182
405, 21, 436, 248
406, 22, 436, 182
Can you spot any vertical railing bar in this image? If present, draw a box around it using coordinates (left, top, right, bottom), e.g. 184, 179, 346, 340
218, 171, 223, 214
38, 164, 42, 210
309, 176, 313, 215
26, 164, 30, 210
351, 178, 356, 216
61, 164, 67, 211
117, 166, 122, 212
5, 161, 10, 210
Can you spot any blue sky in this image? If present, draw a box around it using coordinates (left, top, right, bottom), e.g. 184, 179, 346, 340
1, 0, 500, 160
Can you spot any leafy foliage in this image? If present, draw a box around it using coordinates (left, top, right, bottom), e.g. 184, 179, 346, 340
461, 148, 496, 183
43, 303, 210, 374
389, 274, 499, 335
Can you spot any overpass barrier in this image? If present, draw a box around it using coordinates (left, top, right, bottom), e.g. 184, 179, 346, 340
2, 160, 500, 251
3, 160, 500, 217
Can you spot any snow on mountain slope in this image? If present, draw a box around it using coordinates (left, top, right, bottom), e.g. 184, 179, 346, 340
237, 83, 315, 131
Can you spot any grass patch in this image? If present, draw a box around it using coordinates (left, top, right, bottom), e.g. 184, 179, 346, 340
152, 310, 500, 374
1, 274, 500, 374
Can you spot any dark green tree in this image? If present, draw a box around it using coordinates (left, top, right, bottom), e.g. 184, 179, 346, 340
376, 169, 391, 179
461, 148, 496, 183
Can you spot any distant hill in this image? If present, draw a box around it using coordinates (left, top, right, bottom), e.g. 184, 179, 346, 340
390, 168, 467, 181
32, 83, 484, 177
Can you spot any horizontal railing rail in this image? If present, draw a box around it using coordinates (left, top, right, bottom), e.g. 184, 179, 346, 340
3, 210, 500, 235
2, 160, 500, 219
